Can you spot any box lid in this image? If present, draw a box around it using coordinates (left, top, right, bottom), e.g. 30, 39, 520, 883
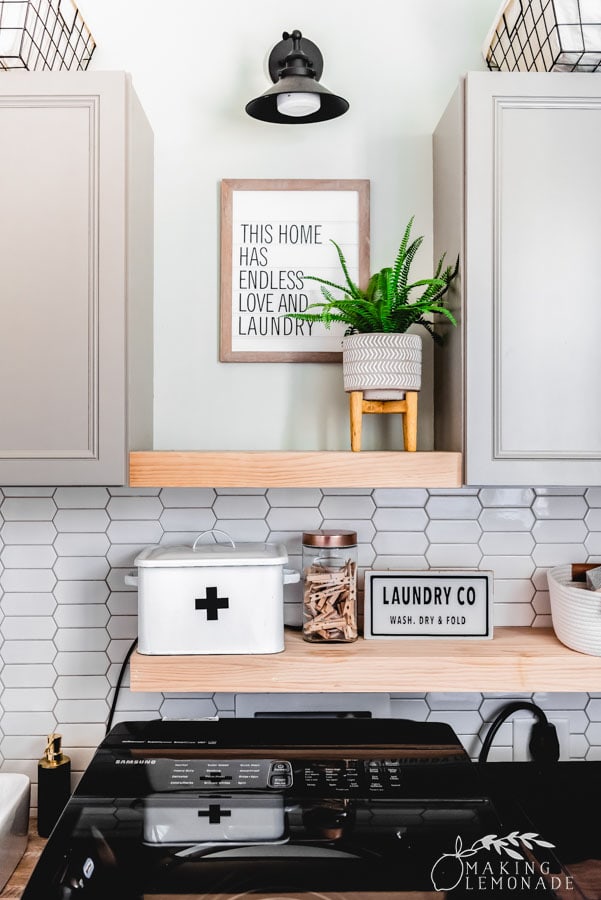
134, 541, 289, 568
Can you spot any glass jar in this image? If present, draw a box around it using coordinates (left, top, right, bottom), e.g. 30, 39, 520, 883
302, 530, 358, 643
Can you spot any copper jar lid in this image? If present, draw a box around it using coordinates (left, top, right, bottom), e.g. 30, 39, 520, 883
302, 529, 357, 548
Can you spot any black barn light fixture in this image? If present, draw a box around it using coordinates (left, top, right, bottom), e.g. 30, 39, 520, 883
245, 29, 349, 124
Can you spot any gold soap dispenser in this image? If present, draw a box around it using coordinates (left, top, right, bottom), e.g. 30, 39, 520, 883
37, 733, 71, 837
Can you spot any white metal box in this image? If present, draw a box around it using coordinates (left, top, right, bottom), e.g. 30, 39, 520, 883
143, 795, 285, 845
131, 535, 298, 655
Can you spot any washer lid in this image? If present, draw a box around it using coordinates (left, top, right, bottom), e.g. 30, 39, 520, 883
134, 541, 289, 568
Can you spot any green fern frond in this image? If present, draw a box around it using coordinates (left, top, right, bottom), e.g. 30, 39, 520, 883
331, 239, 361, 298
286, 312, 330, 323
280, 219, 459, 343
321, 309, 352, 330
319, 287, 342, 306
416, 318, 444, 346
402, 278, 447, 305
403, 281, 445, 308
366, 272, 384, 305
304, 274, 354, 297
328, 299, 383, 332
448, 255, 460, 280
396, 236, 424, 297
391, 216, 415, 290
429, 304, 457, 325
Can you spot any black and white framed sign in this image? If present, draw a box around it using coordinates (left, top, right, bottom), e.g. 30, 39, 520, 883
220, 179, 370, 362
364, 570, 493, 639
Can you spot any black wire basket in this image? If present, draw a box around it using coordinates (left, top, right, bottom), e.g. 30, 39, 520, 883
0, 0, 95, 71
485, 0, 601, 72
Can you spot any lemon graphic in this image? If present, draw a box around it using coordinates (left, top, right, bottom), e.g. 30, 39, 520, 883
430, 836, 477, 891
430, 831, 555, 892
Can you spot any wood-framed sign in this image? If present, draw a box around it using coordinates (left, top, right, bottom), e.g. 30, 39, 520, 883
220, 179, 370, 362
364, 570, 494, 640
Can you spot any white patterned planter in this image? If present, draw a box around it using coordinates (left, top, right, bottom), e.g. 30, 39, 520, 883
342, 332, 422, 398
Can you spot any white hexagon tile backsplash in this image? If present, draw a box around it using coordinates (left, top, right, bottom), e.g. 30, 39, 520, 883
2, 484, 601, 809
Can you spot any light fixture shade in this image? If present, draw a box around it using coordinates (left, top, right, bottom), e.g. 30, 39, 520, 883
246, 76, 349, 124
245, 30, 349, 124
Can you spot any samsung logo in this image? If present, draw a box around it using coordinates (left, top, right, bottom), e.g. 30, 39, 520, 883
115, 759, 157, 765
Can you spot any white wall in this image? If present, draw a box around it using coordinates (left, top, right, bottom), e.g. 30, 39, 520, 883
77, 0, 500, 451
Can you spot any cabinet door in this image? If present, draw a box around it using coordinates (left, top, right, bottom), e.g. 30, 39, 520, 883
465, 72, 601, 485
0, 74, 130, 484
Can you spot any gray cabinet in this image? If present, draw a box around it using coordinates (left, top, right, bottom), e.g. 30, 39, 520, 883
434, 71, 601, 486
0, 71, 153, 485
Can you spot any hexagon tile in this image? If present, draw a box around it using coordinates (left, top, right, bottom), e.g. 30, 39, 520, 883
2, 484, 601, 810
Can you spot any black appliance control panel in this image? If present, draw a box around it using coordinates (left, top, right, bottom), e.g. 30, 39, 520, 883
114, 757, 294, 791
109, 756, 413, 794
298, 758, 402, 793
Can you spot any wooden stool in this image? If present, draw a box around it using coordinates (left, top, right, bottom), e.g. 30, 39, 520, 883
349, 390, 418, 452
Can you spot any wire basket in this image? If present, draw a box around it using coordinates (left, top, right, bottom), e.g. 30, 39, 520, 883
484, 0, 601, 72
0, 0, 95, 71
547, 564, 601, 656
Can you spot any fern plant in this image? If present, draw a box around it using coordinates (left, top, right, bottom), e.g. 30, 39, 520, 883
292, 217, 458, 344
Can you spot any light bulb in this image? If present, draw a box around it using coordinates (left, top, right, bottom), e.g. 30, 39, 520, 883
276, 92, 321, 117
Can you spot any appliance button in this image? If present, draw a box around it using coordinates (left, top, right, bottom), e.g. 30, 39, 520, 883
83, 858, 95, 880
269, 775, 292, 788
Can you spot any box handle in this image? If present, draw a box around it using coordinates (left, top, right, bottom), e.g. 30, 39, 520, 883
193, 529, 236, 551
284, 568, 300, 585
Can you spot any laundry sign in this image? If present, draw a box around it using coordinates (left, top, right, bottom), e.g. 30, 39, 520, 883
220, 179, 370, 362
364, 570, 493, 639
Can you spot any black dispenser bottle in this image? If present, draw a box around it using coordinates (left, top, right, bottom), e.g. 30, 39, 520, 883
37, 733, 71, 837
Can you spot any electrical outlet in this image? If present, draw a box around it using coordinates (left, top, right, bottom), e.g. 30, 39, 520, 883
513, 717, 569, 762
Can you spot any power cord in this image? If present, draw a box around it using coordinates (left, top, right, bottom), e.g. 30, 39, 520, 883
478, 700, 560, 765
105, 637, 138, 736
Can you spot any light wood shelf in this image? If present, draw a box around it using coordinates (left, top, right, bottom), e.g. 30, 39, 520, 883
130, 627, 601, 694
129, 450, 463, 488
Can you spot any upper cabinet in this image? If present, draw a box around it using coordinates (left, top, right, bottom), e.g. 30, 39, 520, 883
434, 72, 601, 486
0, 71, 153, 485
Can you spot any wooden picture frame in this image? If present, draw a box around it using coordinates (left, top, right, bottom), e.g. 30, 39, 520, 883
220, 179, 370, 362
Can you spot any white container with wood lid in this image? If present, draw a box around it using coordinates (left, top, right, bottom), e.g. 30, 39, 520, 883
128, 530, 299, 655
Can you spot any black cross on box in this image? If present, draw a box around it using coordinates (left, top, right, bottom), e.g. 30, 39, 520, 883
195, 586, 229, 620
198, 804, 232, 824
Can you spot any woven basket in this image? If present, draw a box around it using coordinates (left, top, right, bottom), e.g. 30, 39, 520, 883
483, 0, 601, 73
548, 564, 601, 656
0, 0, 95, 71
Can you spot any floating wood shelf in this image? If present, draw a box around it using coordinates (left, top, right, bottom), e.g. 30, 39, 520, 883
129, 627, 601, 694
129, 450, 463, 488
